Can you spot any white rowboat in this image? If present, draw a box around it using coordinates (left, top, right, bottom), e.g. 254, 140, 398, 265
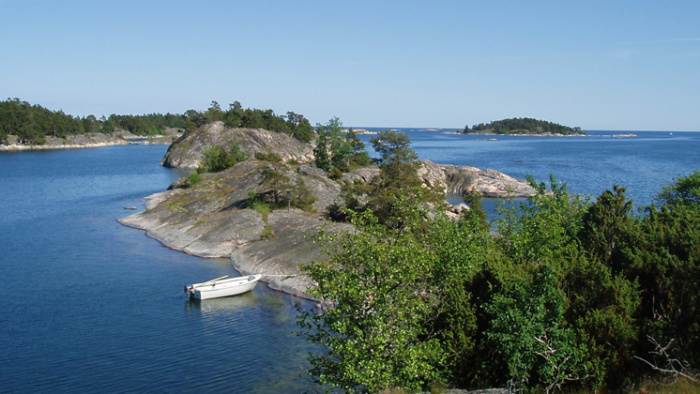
185, 274, 262, 300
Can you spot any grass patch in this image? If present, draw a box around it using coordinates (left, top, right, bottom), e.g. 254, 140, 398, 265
636, 376, 700, 393
250, 200, 271, 220
163, 200, 188, 213
260, 224, 275, 239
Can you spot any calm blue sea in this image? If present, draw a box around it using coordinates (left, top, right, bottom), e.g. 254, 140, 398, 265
1, 131, 698, 392
0, 145, 319, 393
359, 129, 700, 210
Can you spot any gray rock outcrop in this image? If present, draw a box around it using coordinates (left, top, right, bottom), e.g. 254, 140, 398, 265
231, 211, 353, 298
119, 159, 352, 298
440, 164, 535, 197
161, 121, 315, 169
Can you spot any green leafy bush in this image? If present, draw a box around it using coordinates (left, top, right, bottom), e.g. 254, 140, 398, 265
188, 172, 202, 187
199, 141, 248, 173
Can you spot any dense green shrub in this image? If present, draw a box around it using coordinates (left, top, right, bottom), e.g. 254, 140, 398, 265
198, 141, 248, 173
298, 171, 700, 393
188, 172, 202, 187
254, 150, 282, 163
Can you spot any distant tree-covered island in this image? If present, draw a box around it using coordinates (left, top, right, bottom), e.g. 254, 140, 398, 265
463, 117, 585, 135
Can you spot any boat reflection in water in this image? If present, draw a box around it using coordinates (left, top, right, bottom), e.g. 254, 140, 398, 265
185, 291, 260, 315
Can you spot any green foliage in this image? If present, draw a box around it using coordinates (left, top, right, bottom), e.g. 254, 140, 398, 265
465, 117, 583, 135
188, 172, 202, 187
0, 98, 85, 144
260, 224, 275, 238
463, 191, 488, 229
314, 117, 348, 171
247, 190, 272, 220
198, 141, 248, 173
655, 169, 700, 208
247, 173, 316, 214
493, 178, 641, 390
326, 166, 342, 181
261, 162, 290, 205
313, 131, 331, 171
289, 177, 317, 211
314, 117, 371, 174
0, 97, 184, 143
326, 202, 351, 222
625, 198, 700, 370
579, 185, 634, 269
299, 171, 700, 393
206, 100, 224, 124
107, 112, 185, 135
364, 130, 444, 229
327, 130, 444, 229
418, 214, 494, 386
486, 265, 589, 393
495, 175, 587, 270
285, 111, 315, 142
370, 130, 420, 184
347, 129, 371, 167
298, 208, 446, 393
220, 102, 314, 142
563, 257, 639, 389
254, 150, 283, 163
1, 97, 314, 145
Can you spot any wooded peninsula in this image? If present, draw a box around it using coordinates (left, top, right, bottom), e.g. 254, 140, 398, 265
0, 98, 314, 145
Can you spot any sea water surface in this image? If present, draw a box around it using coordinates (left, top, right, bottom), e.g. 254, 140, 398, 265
0, 145, 318, 393
1, 131, 699, 392
361, 129, 700, 210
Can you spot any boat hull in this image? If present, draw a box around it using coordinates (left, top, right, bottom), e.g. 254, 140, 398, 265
186, 274, 261, 300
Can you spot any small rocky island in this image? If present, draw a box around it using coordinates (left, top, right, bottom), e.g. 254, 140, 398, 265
463, 117, 584, 136
120, 121, 538, 298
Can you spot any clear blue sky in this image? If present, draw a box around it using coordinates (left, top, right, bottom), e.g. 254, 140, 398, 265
2, 1, 699, 131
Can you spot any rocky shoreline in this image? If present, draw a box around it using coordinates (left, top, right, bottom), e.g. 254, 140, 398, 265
0, 130, 181, 151
121, 171, 533, 299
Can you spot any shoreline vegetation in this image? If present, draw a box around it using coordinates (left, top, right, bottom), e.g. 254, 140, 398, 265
462, 117, 585, 136
0, 130, 181, 150
5, 98, 699, 393
0, 97, 315, 149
